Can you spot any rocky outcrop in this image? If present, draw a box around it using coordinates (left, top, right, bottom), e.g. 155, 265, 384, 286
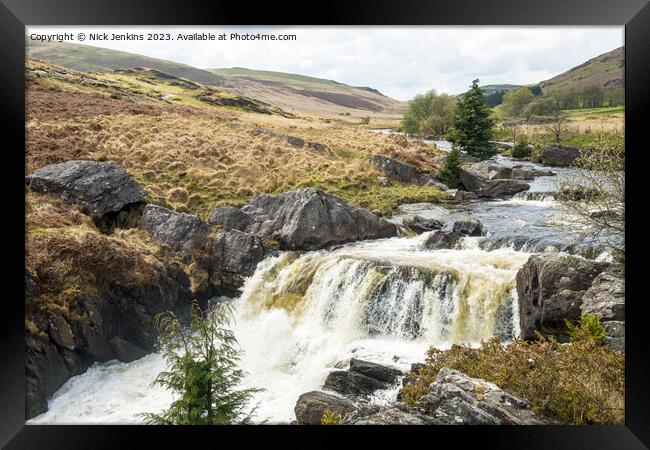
323, 359, 403, 397
415, 368, 555, 425
516, 253, 609, 340
580, 271, 625, 321
25, 260, 196, 419
25, 160, 147, 231
294, 391, 357, 425
207, 205, 252, 231
541, 145, 580, 166
402, 215, 444, 234
459, 169, 529, 198
140, 204, 210, 260
338, 367, 555, 425
370, 155, 434, 185
342, 404, 442, 425
241, 188, 397, 250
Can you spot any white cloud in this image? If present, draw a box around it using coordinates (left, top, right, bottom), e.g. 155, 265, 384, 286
27, 25, 623, 101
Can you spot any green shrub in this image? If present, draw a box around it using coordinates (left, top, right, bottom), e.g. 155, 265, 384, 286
511, 141, 532, 158
321, 409, 342, 425
566, 314, 607, 346
437, 146, 463, 189
141, 301, 262, 425
399, 336, 624, 425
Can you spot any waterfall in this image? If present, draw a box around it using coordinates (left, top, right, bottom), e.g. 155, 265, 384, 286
29, 233, 531, 424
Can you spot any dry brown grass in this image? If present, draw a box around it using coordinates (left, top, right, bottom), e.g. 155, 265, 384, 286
27, 81, 445, 218
26, 194, 184, 323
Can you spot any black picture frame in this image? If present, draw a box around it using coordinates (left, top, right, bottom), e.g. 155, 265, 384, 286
1, 0, 649, 447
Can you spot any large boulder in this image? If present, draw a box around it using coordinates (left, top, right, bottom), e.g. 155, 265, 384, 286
139, 204, 210, 259
420, 368, 555, 425
207, 205, 252, 231
25, 160, 146, 229
516, 254, 609, 340
541, 145, 581, 166
459, 169, 529, 198
294, 391, 357, 425
241, 188, 397, 250
370, 155, 434, 185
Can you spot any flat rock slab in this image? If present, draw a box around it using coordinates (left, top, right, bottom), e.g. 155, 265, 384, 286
26, 160, 146, 220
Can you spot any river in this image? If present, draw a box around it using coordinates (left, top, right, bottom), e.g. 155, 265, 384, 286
28, 145, 612, 425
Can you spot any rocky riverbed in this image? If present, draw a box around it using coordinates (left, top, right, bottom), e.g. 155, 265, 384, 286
25, 148, 624, 424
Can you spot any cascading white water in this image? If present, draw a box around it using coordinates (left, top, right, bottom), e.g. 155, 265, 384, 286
29, 232, 530, 425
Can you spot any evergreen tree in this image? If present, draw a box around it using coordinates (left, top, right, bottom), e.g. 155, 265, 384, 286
437, 146, 464, 189
142, 301, 261, 425
449, 79, 496, 160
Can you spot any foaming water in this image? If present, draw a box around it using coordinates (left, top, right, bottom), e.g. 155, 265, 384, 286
30, 234, 529, 425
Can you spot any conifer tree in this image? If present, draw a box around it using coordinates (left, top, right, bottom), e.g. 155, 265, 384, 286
449, 79, 496, 160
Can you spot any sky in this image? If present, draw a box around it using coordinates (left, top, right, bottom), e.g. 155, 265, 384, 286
26, 26, 623, 101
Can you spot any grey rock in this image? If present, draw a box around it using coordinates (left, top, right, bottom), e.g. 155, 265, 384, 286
453, 216, 484, 236
459, 169, 529, 198
350, 358, 403, 384
207, 205, 252, 231
25, 160, 146, 224
423, 368, 555, 425
516, 254, 610, 340
323, 359, 403, 397
403, 215, 445, 234
541, 145, 581, 166
210, 230, 266, 291
241, 188, 397, 250
344, 406, 442, 425
603, 321, 625, 352
140, 204, 210, 259
422, 230, 464, 250
294, 391, 357, 425
370, 155, 434, 185
580, 271, 625, 321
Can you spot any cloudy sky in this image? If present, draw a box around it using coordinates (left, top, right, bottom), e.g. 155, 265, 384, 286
27, 26, 623, 100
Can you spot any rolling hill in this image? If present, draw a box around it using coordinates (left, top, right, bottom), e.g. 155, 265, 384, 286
209, 67, 405, 115
539, 46, 624, 94
27, 41, 226, 87
26, 41, 404, 116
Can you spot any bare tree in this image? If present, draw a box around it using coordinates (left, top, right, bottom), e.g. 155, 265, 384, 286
558, 132, 624, 260
544, 111, 569, 144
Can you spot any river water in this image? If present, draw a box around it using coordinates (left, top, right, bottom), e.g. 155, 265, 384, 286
29, 144, 611, 425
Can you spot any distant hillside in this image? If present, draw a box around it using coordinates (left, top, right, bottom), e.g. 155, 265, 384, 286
539, 47, 624, 94
26, 41, 403, 116
27, 41, 226, 87
209, 67, 404, 115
